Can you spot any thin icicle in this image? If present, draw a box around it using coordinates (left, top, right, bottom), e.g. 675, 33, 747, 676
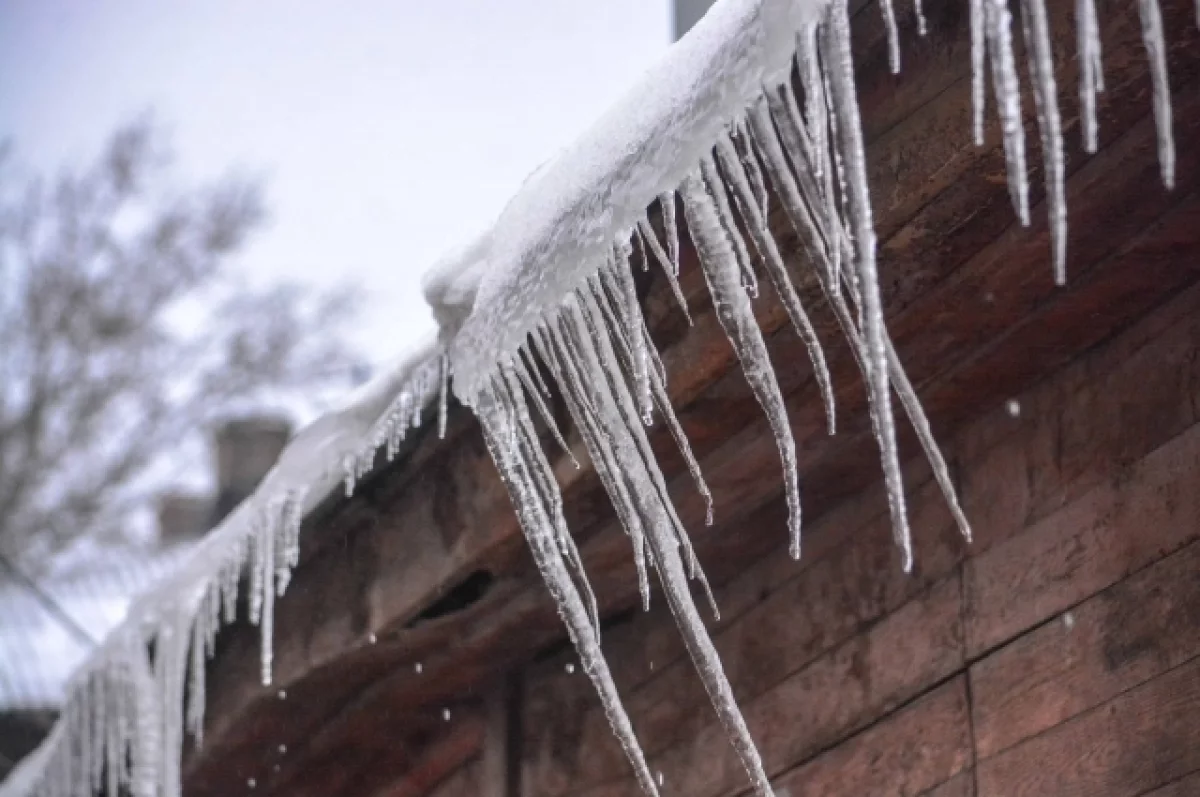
535, 326, 653, 611
551, 302, 766, 794
1020, 0, 1069, 284
701, 155, 760, 299
511, 354, 579, 468
609, 246, 654, 425
475, 381, 662, 797
712, 135, 837, 435
520, 346, 553, 398
1137, 0, 1176, 188
438, 352, 450, 439
1076, 0, 1105, 153
591, 272, 714, 525
822, 2, 912, 570
681, 170, 803, 560
985, 0, 1032, 226
659, 192, 680, 277
637, 217, 693, 324
914, 0, 928, 36
880, 0, 902, 73
971, 0, 987, 145
572, 288, 717, 615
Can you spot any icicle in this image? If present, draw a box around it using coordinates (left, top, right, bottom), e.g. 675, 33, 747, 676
438, 351, 450, 439
733, 120, 770, 218
1020, 0, 1068, 284
535, 325, 653, 611
880, 0, 902, 73
702, 156, 760, 300
520, 346, 554, 399
637, 217, 693, 324
474, 382, 661, 797
659, 192, 680, 277
1076, 0, 1105, 153
511, 353, 579, 468
496, 368, 601, 638
609, 246, 654, 425
914, 0, 928, 36
681, 170, 803, 559
985, 0, 1031, 226
550, 301, 765, 794
971, 0, 987, 145
258, 518, 277, 685
591, 272, 714, 524
712, 136, 837, 435
822, 2, 912, 570
572, 289, 716, 615
1137, 0, 1176, 189
186, 615, 207, 748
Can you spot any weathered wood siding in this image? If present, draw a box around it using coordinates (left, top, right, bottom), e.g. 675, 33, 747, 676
504, 277, 1200, 796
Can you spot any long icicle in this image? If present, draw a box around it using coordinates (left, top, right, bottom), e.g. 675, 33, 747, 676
637, 218, 693, 324
971, 0, 988, 145
1020, 0, 1069, 284
1077, 0, 1105, 153
554, 301, 770, 796
1137, 0, 1176, 188
574, 287, 717, 612
711, 139, 837, 436
986, 0, 1031, 226
535, 326, 653, 610
474, 380, 661, 797
592, 270, 715, 525
822, 2, 912, 569
681, 169, 804, 560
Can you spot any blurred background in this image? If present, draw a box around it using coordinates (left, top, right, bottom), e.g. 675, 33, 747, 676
0, 0, 717, 777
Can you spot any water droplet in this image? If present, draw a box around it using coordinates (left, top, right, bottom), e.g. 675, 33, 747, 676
649, 660, 655, 671
368, 633, 377, 644
656, 771, 665, 787
247, 778, 257, 789
277, 690, 287, 700
565, 662, 575, 674
1005, 399, 1021, 418
441, 707, 451, 722
414, 662, 423, 674
1063, 611, 1075, 630
278, 744, 287, 755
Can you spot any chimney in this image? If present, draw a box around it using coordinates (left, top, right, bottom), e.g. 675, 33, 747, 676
209, 415, 292, 528
157, 492, 213, 546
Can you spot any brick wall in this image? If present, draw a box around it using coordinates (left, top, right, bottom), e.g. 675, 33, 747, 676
504, 278, 1200, 796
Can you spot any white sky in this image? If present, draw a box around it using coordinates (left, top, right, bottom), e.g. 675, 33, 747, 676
0, 0, 671, 360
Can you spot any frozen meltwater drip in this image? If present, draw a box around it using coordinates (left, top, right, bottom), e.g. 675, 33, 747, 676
248, 777, 257, 789
1020, 0, 1068, 284
660, 192, 680, 277
1006, 398, 1021, 417
475, 380, 661, 797
277, 689, 287, 700
986, 0, 1031, 227
971, 0, 987, 145
438, 351, 450, 439
683, 169, 803, 564
914, 0, 928, 36
637, 220, 692, 324
1076, 0, 1105, 153
278, 744, 287, 754
823, 2, 912, 570
565, 662, 576, 674
1137, 0, 1176, 189
441, 708, 451, 722
713, 133, 837, 436
879, 0, 902, 73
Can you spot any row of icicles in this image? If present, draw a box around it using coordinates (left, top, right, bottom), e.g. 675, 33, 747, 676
463, 0, 1186, 794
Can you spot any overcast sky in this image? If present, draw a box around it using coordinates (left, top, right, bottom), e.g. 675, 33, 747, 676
0, 0, 670, 362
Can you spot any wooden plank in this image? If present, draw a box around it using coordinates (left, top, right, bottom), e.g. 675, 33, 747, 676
964, 417, 1200, 658
768, 677, 972, 797
971, 540, 1200, 759
976, 657, 1200, 796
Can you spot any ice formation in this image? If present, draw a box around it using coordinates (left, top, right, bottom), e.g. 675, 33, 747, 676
3, 0, 1185, 795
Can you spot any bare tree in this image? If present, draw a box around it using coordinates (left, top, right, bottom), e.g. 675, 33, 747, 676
0, 119, 364, 568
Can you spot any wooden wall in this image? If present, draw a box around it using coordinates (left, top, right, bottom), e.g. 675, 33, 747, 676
464, 270, 1200, 796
